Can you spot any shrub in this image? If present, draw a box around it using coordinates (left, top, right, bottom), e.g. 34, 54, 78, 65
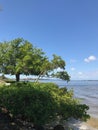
0, 82, 90, 125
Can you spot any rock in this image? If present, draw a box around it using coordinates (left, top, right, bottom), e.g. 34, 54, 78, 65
33, 125, 45, 130
53, 125, 64, 130
3, 126, 9, 130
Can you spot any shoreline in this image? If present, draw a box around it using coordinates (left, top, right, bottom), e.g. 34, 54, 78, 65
86, 117, 98, 129
0, 80, 98, 129
67, 117, 98, 130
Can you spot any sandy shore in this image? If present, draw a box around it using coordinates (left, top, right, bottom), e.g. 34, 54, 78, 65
67, 117, 98, 130
86, 117, 98, 129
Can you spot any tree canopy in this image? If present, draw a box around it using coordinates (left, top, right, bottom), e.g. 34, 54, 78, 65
0, 38, 70, 82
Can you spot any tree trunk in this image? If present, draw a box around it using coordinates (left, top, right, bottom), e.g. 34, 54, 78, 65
16, 73, 20, 82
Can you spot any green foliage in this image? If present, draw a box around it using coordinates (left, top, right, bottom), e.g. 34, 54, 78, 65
0, 82, 90, 125
51, 54, 65, 69
0, 38, 48, 81
0, 38, 70, 82
52, 71, 70, 82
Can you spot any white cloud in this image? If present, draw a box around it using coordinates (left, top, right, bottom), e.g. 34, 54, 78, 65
71, 67, 75, 71
84, 55, 97, 63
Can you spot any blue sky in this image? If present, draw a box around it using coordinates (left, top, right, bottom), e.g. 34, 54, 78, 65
0, 0, 98, 80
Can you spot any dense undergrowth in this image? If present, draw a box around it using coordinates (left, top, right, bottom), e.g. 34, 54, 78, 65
0, 82, 90, 126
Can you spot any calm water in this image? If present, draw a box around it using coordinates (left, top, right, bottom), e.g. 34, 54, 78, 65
39, 79, 98, 119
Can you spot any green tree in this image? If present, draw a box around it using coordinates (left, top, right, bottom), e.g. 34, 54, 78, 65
0, 38, 70, 82
0, 38, 47, 81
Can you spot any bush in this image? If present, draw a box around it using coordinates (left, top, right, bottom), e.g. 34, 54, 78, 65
0, 82, 90, 125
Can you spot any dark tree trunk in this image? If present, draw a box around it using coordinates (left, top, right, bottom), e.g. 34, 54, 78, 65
16, 73, 20, 82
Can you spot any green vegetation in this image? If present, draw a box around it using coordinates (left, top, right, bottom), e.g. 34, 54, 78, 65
0, 82, 90, 126
0, 38, 69, 82
0, 38, 90, 127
